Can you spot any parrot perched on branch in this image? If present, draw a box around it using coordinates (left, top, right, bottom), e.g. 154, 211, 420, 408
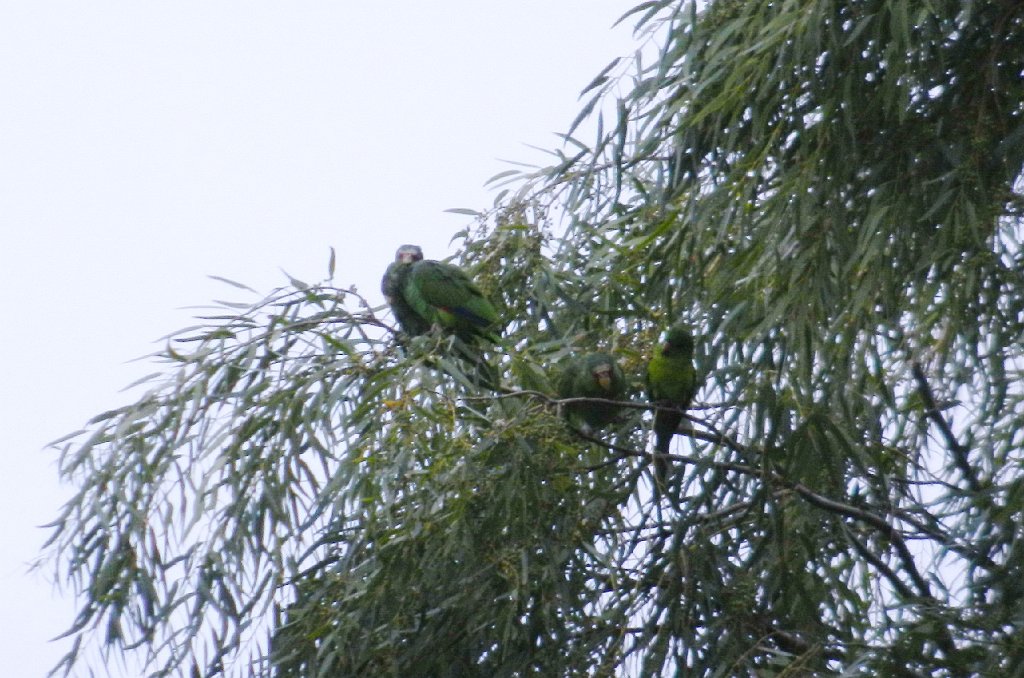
645, 322, 699, 485
381, 244, 431, 337
556, 352, 627, 431
381, 244, 500, 342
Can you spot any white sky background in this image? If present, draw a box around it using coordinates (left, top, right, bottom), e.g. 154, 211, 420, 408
0, 3, 643, 675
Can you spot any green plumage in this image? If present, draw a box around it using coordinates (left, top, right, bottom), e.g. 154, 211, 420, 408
405, 260, 500, 342
381, 248, 431, 337
646, 323, 698, 484
557, 352, 627, 430
382, 244, 500, 342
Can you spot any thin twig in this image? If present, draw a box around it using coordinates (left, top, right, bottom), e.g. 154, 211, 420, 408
893, 508, 997, 571
792, 482, 933, 599
842, 524, 917, 600
911, 361, 981, 493
459, 387, 716, 414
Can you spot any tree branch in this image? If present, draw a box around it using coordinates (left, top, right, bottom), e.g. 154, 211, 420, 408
842, 523, 917, 600
576, 418, 1001, 605
911, 361, 981, 493
791, 481, 934, 599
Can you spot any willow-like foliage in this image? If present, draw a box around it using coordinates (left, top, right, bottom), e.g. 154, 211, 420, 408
46, 2, 1024, 676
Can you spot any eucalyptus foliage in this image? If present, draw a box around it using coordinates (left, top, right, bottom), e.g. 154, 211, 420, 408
46, 1, 1024, 676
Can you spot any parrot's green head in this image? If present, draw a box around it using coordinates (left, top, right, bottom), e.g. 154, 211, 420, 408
661, 323, 695, 356
395, 244, 424, 264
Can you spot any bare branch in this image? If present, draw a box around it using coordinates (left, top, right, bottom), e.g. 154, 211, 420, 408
911, 361, 981, 493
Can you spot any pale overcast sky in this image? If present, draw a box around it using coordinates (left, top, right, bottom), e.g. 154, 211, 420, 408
0, 2, 642, 675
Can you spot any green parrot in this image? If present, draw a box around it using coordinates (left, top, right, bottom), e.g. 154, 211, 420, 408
382, 244, 500, 342
381, 244, 432, 336
557, 352, 627, 431
645, 322, 699, 485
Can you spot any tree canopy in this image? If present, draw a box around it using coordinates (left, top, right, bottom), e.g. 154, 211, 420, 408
45, 1, 1024, 676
